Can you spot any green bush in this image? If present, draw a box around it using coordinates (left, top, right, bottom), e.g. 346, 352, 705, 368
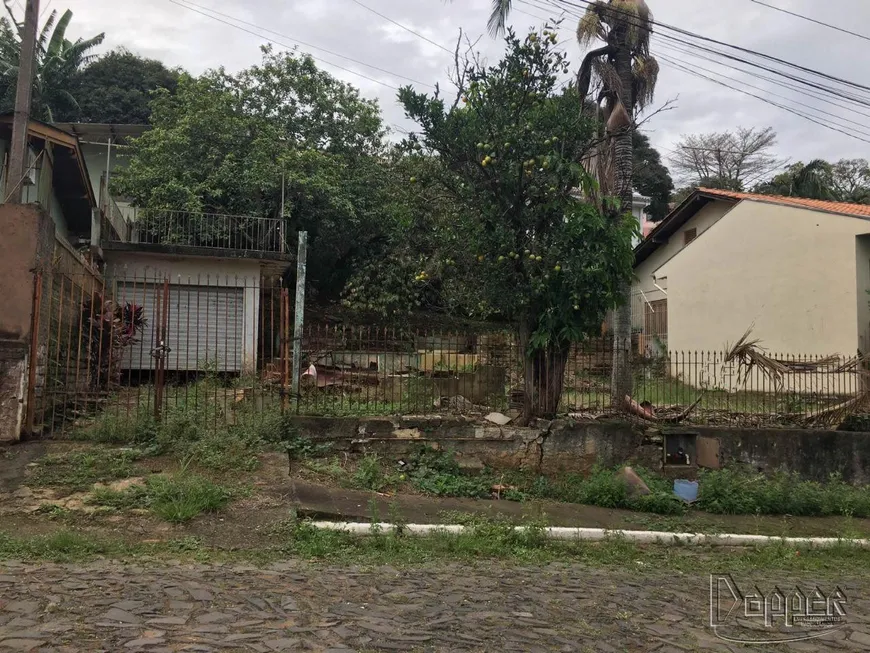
697, 468, 870, 518
406, 446, 492, 498
353, 454, 390, 492
156, 402, 262, 471
75, 410, 157, 445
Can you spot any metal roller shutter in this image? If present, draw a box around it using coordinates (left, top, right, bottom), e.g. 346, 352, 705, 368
117, 282, 245, 372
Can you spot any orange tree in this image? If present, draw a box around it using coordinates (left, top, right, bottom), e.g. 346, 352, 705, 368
345, 29, 636, 419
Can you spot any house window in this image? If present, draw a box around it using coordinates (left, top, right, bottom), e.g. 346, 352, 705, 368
684, 228, 697, 245
644, 299, 668, 339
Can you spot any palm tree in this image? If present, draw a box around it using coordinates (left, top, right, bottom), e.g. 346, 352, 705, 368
0, 5, 104, 121
487, 0, 658, 408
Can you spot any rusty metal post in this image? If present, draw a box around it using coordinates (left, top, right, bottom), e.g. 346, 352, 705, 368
280, 288, 289, 413
153, 278, 170, 421
24, 270, 41, 434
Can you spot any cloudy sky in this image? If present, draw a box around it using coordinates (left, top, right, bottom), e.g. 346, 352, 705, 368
48, 0, 870, 182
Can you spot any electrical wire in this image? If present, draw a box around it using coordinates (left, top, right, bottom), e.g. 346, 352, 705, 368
661, 56, 870, 145
656, 52, 870, 139
552, 0, 870, 94
169, 0, 432, 90
344, 0, 455, 54
528, 0, 870, 143
750, 0, 870, 43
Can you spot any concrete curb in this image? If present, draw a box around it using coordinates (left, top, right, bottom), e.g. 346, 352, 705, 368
309, 522, 870, 548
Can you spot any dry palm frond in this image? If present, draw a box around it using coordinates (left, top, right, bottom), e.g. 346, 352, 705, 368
606, 0, 653, 55
774, 354, 842, 372
723, 327, 790, 388
577, 3, 606, 47
632, 55, 659, 110
606, 99, 631, 132
834, 351, 870, 373
804, 393, 870, 427
592, 58, 622, 98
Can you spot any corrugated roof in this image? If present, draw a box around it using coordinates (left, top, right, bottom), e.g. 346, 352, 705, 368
696, 187, 870, 218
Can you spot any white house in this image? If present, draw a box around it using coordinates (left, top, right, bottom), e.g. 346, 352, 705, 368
55, 122, 293, 374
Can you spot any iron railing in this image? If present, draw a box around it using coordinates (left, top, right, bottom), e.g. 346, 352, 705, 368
106, 209, 289, 255
24, 270, 867, 438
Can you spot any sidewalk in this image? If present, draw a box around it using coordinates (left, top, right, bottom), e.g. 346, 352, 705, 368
286, 478, 870, 538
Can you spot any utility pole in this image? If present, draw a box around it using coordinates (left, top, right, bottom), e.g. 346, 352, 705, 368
7, 0, 40, 204
290, 231, 307, 412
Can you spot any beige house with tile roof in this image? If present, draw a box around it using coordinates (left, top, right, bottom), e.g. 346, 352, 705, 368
633, 188, 870, 359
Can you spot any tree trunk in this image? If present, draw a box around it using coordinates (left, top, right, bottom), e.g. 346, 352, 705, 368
610, 39, 635, 409
519, 324, 571, 421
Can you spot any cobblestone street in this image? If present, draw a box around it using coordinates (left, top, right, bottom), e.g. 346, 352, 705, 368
0, 561, 868, 652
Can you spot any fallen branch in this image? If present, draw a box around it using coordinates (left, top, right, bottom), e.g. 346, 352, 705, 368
623, 391, 706, 423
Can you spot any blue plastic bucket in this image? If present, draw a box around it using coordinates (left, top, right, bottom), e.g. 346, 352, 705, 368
673, 479, 699, 503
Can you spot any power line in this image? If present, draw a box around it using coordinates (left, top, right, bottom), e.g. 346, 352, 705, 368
344, 0, 455, 55
655, 51, 870, 136
170, 0, 429, 90
750, 0, 870, 43
656, 39, 870, 118
552, 0, 870, 94
539, 0, 870, 140
661, 55, 870, 145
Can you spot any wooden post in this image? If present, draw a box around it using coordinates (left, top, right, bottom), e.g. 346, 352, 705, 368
291, 231, 307, 412
7, 0, 40, 204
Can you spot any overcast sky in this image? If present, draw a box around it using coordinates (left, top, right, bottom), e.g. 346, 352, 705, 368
50, 0, 870, 182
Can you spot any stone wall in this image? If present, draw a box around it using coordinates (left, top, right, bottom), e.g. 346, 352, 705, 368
292, 416, 870, 484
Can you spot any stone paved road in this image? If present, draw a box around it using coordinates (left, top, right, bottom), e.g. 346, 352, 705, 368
0, 561, 868, 652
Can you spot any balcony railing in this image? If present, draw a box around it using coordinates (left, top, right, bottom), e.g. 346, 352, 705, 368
104, 209, 289, 255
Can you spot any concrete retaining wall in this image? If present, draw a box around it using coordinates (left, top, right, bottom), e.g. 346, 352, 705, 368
292, 416, 870, 484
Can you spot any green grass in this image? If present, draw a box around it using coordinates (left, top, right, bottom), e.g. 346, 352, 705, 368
3, 519, 868, 572
146, 474, 231, 523
88, 473, 231, 523
28, 449, 141, 491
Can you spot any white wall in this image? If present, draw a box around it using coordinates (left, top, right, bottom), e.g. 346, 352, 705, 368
103, 253, 262, 372
656, 201, 870, 356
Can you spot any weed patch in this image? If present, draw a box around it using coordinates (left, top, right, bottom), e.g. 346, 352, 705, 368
697, 468, 870, 518
28, 449, 141, 491
87, 473, 231, 523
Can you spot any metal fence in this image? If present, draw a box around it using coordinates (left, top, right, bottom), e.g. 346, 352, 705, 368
104, 209, 289, 255
25, 271, 867, 438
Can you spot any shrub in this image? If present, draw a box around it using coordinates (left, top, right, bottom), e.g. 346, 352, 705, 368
353, 454, 389, 492
75, 409, 157, 445
406, 446, 492, 498
697, 468, 870, 518
145, 473, 230, 523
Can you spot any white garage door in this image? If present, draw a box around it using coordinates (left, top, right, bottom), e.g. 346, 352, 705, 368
117, 282, 245, 371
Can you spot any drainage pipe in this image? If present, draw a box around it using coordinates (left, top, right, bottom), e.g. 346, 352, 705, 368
309, 522, 870, 549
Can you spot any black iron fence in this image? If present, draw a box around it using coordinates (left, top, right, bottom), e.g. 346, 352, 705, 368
26, 271, 866, 438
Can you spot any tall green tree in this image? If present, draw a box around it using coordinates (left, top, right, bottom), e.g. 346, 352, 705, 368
633, 131, 672, 221
59, 48, 181, 123
0, 7, 104, 121
113, 47, 390, 298
477, 0, 659, 408
347, 29, 636, 419
754, 158, 870, 204
755, 159, 835, 200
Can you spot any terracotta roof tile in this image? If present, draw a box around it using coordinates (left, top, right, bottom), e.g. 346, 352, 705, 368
696, 187, 870, 218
